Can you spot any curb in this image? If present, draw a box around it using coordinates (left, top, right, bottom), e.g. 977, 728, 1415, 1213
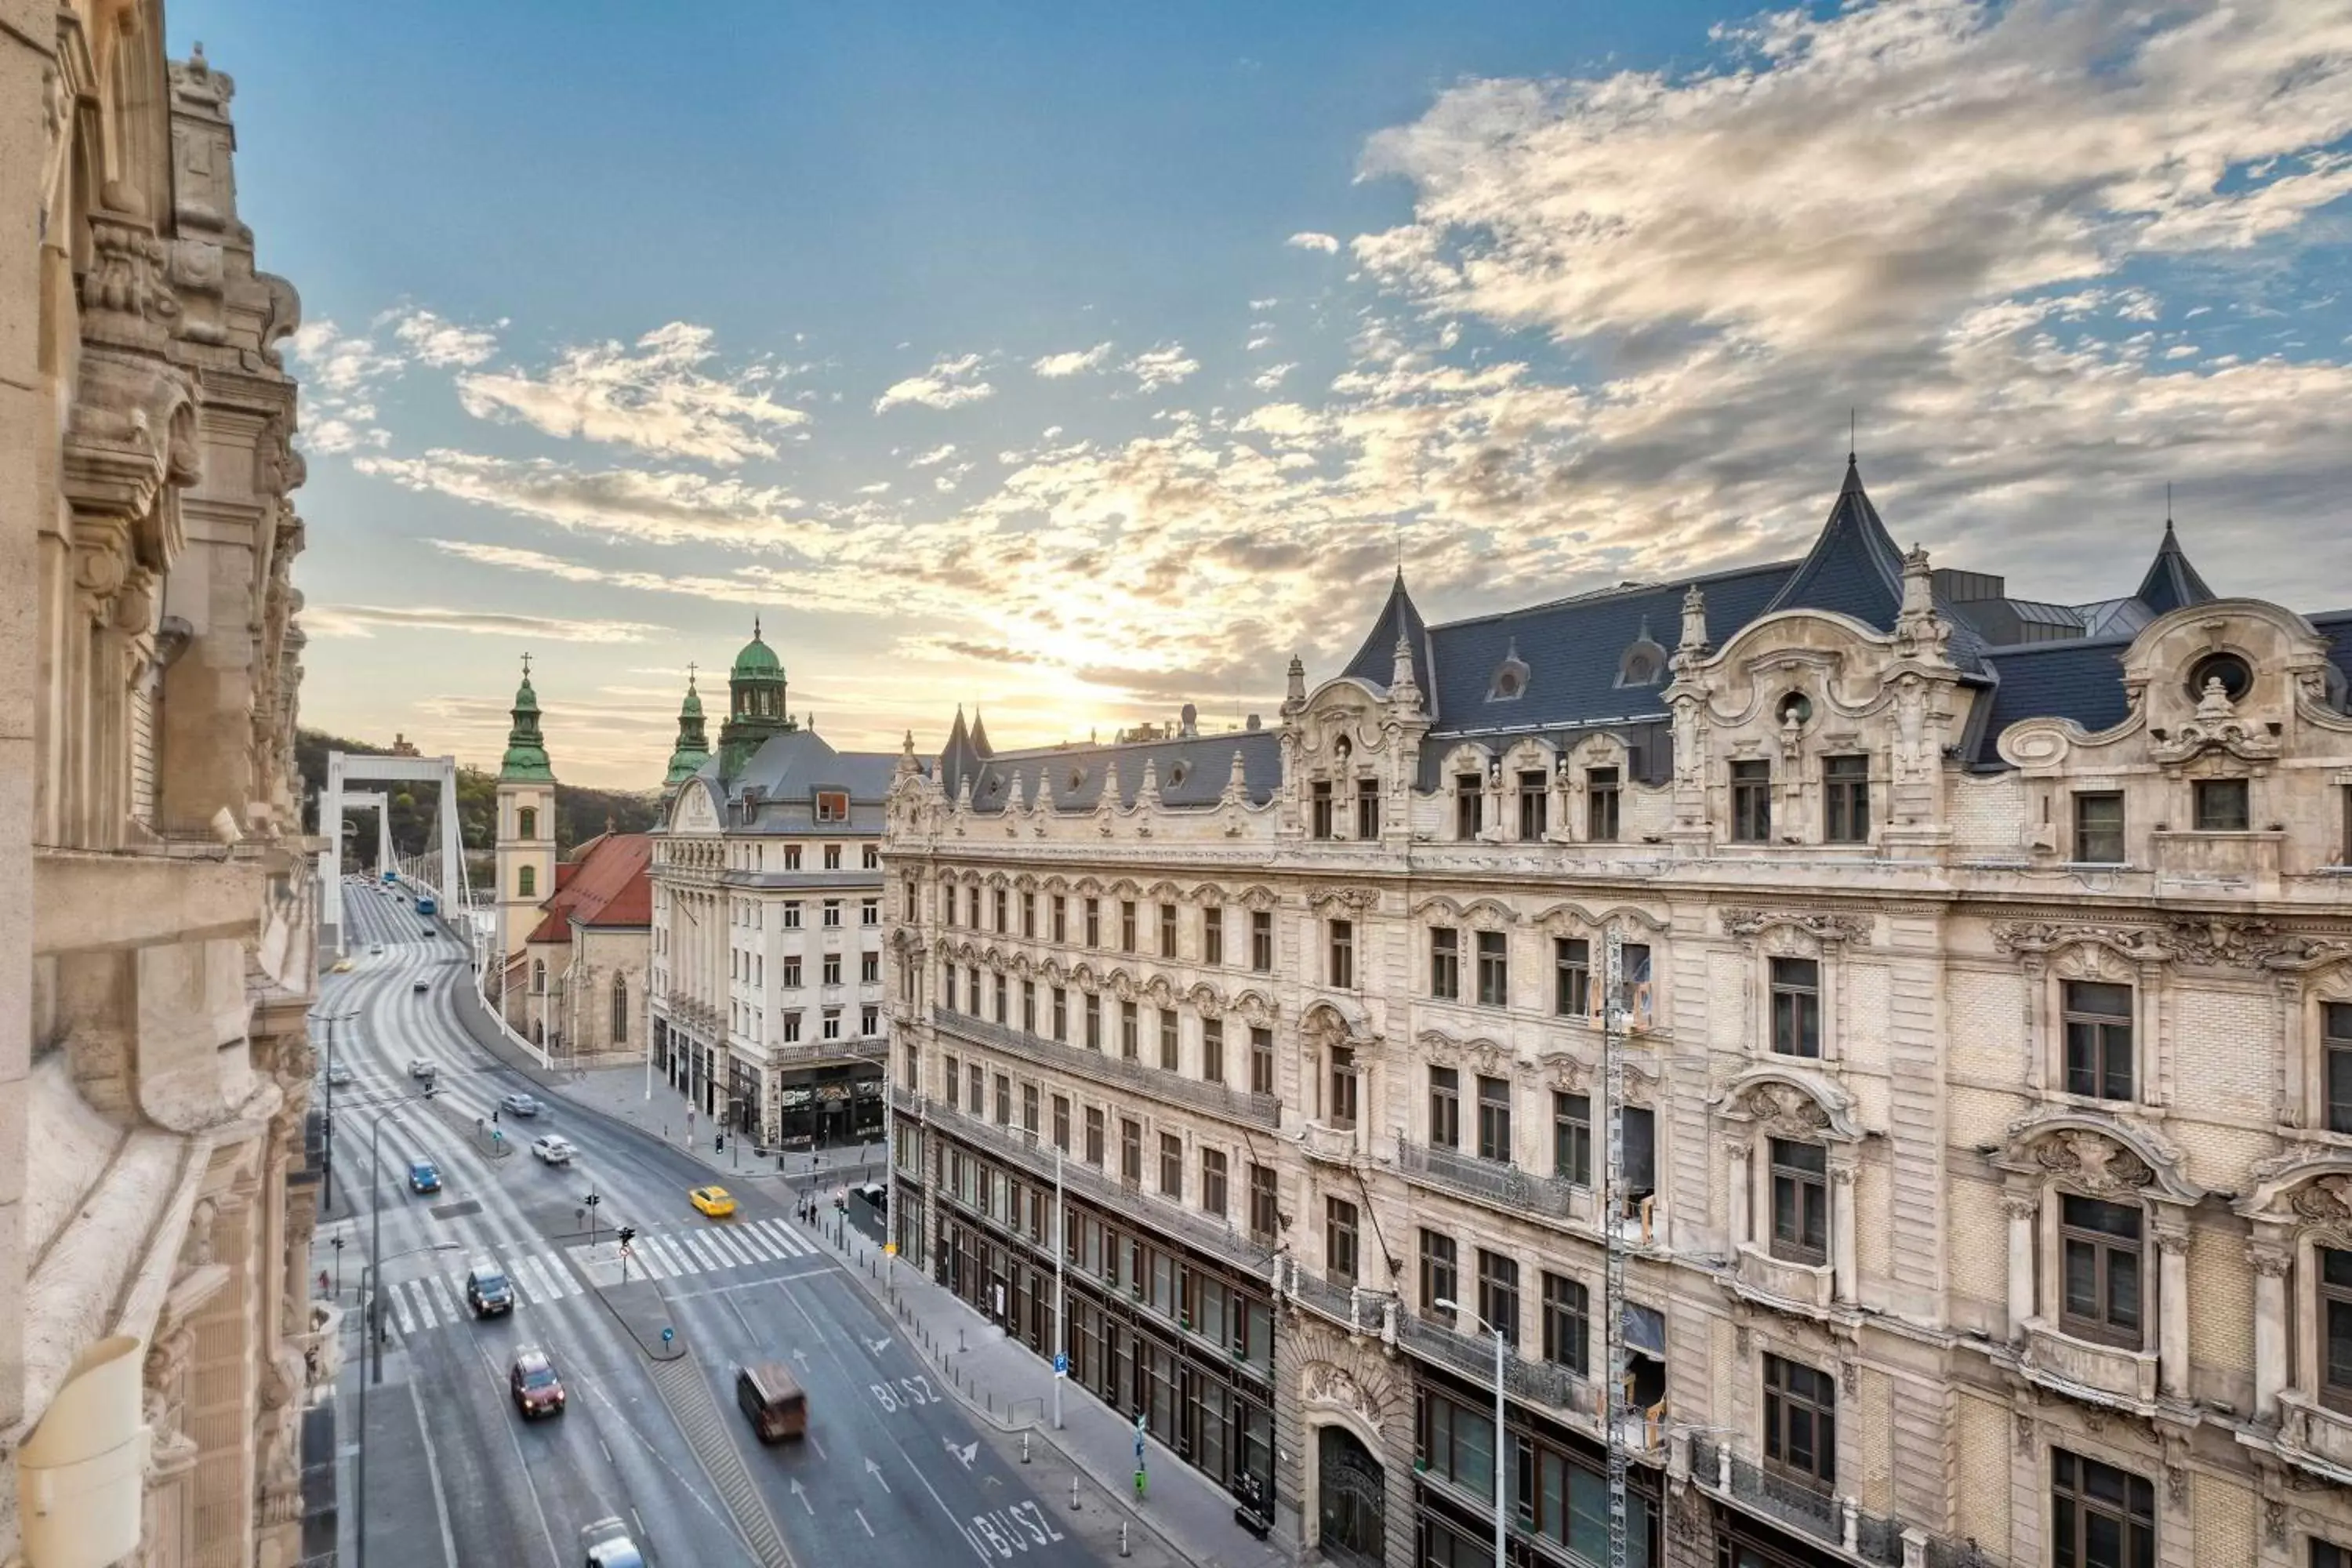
591, 1278, 687, 1362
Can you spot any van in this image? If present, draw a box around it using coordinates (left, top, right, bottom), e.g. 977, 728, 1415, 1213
465, 1261, 514, 1318
735, 1361, 806, 1443
853, 1181, 887, 1216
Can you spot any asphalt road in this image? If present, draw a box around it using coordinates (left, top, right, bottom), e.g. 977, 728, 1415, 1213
322, 878, 1104, 1568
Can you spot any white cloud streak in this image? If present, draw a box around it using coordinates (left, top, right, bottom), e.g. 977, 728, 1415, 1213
1032, 343, 1115, 377
875, 352, 996, 413
1286, 231, 1341, 253
306, 604, 663, 643
455, 322, 807, 465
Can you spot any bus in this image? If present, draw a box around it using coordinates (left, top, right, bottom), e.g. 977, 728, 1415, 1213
416, 896, 437, 916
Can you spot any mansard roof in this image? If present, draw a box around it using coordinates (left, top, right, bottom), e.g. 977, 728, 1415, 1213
948, 728, 1282, 815
2132, 519, 2216, 617
1759, 456, 1987, 670
671, 728, 898, 831
1340, 571, 1431, 699
1973, 634, 2138, 764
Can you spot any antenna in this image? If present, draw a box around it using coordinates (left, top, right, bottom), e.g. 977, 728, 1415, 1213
1848, 407, 1857, 463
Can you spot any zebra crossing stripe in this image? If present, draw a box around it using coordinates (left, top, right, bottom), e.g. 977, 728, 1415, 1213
511, 1255, 550, 1301
389, 1283, 416, 1335
628, 1238, 673, 1279
710, 1229, 757, 1268
426, 1275, 461, 1322
754, 1219, 806, 1258
643, 1236, 689, 1277
683, 1234, 727, 1272
729, 1225, 781, 1263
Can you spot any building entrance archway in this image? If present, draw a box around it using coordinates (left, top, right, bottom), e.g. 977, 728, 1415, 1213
1316, 1424, 1385, 1566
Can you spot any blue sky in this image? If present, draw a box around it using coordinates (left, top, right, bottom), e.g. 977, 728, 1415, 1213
173, 1, 2352, 786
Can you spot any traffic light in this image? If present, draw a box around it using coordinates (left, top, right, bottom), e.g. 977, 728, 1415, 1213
617, 1226, 635, 1248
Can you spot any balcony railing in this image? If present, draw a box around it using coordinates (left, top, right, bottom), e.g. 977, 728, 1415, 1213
1396, 1136, 1577, 1220
1688, 1435, 1908, 1566
906, 1093, 1277, 1276
930, 1006, 1281, 1130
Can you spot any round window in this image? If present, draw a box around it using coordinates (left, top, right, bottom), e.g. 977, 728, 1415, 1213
2186, 652, 2252, 704
1777, 691, 1813, 726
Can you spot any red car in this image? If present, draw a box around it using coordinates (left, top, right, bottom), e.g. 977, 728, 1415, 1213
510, 1349, 565, 1419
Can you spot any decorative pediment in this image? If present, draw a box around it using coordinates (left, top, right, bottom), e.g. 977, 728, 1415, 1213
1415, 1029, 1513, 1076
1992, 920, 2172, 967
1229, 988, 1279, 1027
1530, 901, 1670, 937
1142, 972, 1177, 1007
1998, 1109, 2202, 1206
1536, 1049, 1592, 1093
1302, 999, 1376, 1051
1720, 908, 1870, 946
1716, 1065, 1864, 1142
1410, 895, 1517, 929
1186, 982, 1225, 1018
2149, 679, 2283, 769
1308, 884, 1379, 915
2238, 1149, 2352, 1243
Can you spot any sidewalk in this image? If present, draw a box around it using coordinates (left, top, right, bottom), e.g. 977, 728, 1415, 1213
803, 1210, 1290, 1568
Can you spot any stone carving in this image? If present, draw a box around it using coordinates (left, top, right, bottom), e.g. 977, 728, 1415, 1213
2014, 1410, 2034, 1455
182, 1197, 219, 1270
2289, 1174, 2352, 1229
1300, 1350, 1392, 1424
2265, 1497, 2288, 1546
1720, 907, 1870, 945
1307, 884, 1378, 914
2151, 679, 2281, 768
1740, 1081, 1831, 1140
1992, 920, 2169, 961
2031, 1131, 2154, 1198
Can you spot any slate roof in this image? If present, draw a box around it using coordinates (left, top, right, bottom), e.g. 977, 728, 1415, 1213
675, 728, 899, 834
2072, 597, 2156, 640
1340, 572, 1431, 699
2309, 611, 2352, 697
2135, 521, 2216, 617
524, 831, 652, 943
1759, 457, 1987, 671
1973, 636, 2137, 764
956, 730, 1282, 815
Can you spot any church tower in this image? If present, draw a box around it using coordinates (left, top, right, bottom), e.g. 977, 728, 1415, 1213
662, 668, 713, 798
494, 655, 559, 964
715, 618, 794, 778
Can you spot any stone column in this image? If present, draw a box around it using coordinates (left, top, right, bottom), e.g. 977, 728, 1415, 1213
2156, 1221, 2190, 1400
2004, 1193, 2038, 1341
1831, 1160, 1859, 1306
1722, 1135, 1751, 1254
2251, 1238, 2292, 1422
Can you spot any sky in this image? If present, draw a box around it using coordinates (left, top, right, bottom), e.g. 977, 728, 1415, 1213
171, 0, 2352, 789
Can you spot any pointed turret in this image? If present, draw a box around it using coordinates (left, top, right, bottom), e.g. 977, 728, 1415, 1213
662, 669, 712, 788
1341, 568, 1431, 702
1763, 457, 1982, 667
938, 706, 982, 799
2133, 517, 2216, 617
970, 706, 994, 759
499, 655, 556, 782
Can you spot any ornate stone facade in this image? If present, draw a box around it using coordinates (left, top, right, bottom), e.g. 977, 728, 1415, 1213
885, 466, 2352, 1567
2, 9, 320, 1564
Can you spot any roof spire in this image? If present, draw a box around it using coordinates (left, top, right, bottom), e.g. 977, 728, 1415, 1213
1848, 406, 1857, 466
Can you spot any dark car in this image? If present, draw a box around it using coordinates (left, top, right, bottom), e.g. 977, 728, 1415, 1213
510, 1348, 565, 1418
465, 1261, 514, 1318
412, 979, 428, 993
408, 1160, 441, 1194
499, 1092, 542, 1118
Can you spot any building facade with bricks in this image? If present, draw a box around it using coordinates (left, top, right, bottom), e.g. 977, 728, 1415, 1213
2, 9, 327, 1564
648, 627, 895, 1148
881, 459, 2352, 1568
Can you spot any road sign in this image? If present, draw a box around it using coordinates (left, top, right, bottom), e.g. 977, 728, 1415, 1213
660, 1327, 674, 1345
1053, 1353, 1068, 1377
884, 1242, 897, 1257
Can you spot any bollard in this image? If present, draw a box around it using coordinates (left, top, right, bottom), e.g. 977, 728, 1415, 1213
1021, 1432, 1030, 1465
1070, 1477, 1080, 1512
1119, 1523, 1130, 1559
959, 1327, 967, 1352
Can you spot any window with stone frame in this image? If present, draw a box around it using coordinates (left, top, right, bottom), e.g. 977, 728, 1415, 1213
1517, 769, 1548, 840
2321, 1246, 2352, 1415
1200, 1148, 1228, 1216
1586, 765, 1621, 841
1328, 1045, 1359, 1129
1083, 993, 1102, 1051
1420, 1229, 1458, 1323
1052, 986, 1068, 1042
1120, 899, 1137, 953
1021, 891, 1036, 938
1020, 978, 1036, 1032
1477, 1075, 1512, 1164
1476, 930, 1509, 1007
1248, 1162, 1278, 1240
2194, 776, 2250, 833
1158, 1008, 1178, 1071
1250, 909, 1274, 974
993, 1073, 1011, 1126
2050, 1449, 2154, 1568
1555, 938, 1591, 1017
1731, 759, 1773, 842
1762, 1354, 1837, 1493
1022, 1083, 1040, 1136
1310, 780, 1334, 840
1203, 904, 1224, 966
1769, 1138, 1829, 1265
1822, 753, 1869, 843
1456, 772, 1483, 839
1356, 775, 1381, 840
1084, 896, 1100, 947
1084, 1105, 1105, 1166
1202, 1018, 1225, 1084
2313, 1540, 2352, 1568
1477, 1248, 1520, 1348
945, 1053, 960, 1109
1120, 1118, 1142, 1184
1158, 901, 1178, 958
1052, 1094, 1070, 1152
1051, 894, 1067, 943
2060, 1193, 2145, 1348
1120, 1000, 1138, 1060
1159, 1132, 1182, 1196
1328, 918, 1355, 989
1429, 927, 1461, 1000
2063, 980, 2136, 1102
1553, 1092, 1592, 1186
2073, 791, 2125, 863
1327, 1196, 1359, 1283
1250, 1025, 1274, 1095
993, 887, 1007, 931
2328, 1004, 2352, 1135
1428, 1066, 1461, 1149
1770, 956, 1822, 1057
1541, 1272, 1589, 1374
967, 1063, 983, 1111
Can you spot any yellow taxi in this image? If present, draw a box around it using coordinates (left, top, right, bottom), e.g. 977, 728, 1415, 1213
688, 1185, 737, 1218
330, 957, 354, 974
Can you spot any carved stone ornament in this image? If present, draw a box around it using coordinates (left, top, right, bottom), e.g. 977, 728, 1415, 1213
2150, 679, 2281, 768
1740, 1082, 1831, 1140
1538, 1050, 1592, 1092
1307, 884, 1379, 914
2014, 1410, 2035, 1455
1719, 907, 1870, 946
2001, 1108, 2204, 1206
1992, 920, 2169, 963
2033, 1131, 2154, 1197
1719, 1065, 1863, 1142
2289, 1175, 2352, 1230
2265, 1497, 2288, 1546
1417, 1030, 1510, 1077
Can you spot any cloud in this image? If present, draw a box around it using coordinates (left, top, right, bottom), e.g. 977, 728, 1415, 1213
1032, 343, 1115, 377
455, 321, 807, 465
304, 604, 662, 643
384, 307, 503, 368
1287, 231, 1341, 254
1124, 343, 1200, 394
910, 443, 959, 468
875, 352, 996, 413
1251, 362, 1298, 391
354, 450, 808, 546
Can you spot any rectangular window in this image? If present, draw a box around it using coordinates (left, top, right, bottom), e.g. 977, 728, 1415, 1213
1158, 1009, 1178, 1071
1420, 1230, 1458, 1321
784, 846, 803, 871
2050, 1450, 2154, 1568
781, 1011, 802, 1044
860, 1004, 877, 1036
1120, 900, 1137, 954
822, 1009, 841, 1041
1201, 1018, 1224, 1084
1517, 770, 1548, 840
1248, 1163, 1278, 1240
1476, 1076, 1512, 1164
1158, 902, 1177, 959
1309, 780, 1334, 840
1250, 1026, 1274, 1096
822, 898, 842, 928
2195, 777, 2251, 832
2064, 980, 2136, 1101
2328, 1004, 2352, 1135
1763, 1354, 1837, 1491
1456, 774, 1484, 839
1553, 1092, 1592, 1186
2061, 1193, 2144, 1348
1022, 1083, 1040, 1136
1250, 910, 1274, 974
1477, 1249, 1520, 1349
1475, 930, 1508, 1007
1823, 753, 1870, 843
1084, 1107, 1105, 1167
2323, 1247, 2352, 1414
1084, 897, 1100, 948
782, 901, 802, 929
1203, 905, 1224, 966
1159, 1133, 1182, 1196
1021, 979, 1036, 1033
993, 1073, 1011, 1126
1052, 1094, 1070, 1152
1120, 1000, 1138, 1061
1019, 892, 1036, 938
2074, 792, 2125, 864
1769, 1138, 1829, 1265
1429, 927, 1461, 1000
1356, 775, 1381, 840
1328, 920, 1354, 989
1051, 895, 1068, 944
815, 789, 848, 824
1541, 1272, 1588, 1374
967, 1063, 983, 1112
1586, 766, 1621, 842
782, 957, 802, 988
1172, 1146, 1216, 1221
861, 953, 880, 984
945, 1054, 960, 1109
864, 844, 880, 870
1428, 1067, 1461, 1149
1327, 1197, 1359, 1283
1051, 986, 1069, 1043
993, 972, 1007, 1022
1120, 1119, 1142, 1185
1554, 938, 1591, 1017
1770, 956, 1822, 1057
1328, 1046, 1359, 1128
1731, 759, 1773, 842
822, 953, 842, 986
1085, 994, 1102, 1051
1419, 1390, 1494, 1498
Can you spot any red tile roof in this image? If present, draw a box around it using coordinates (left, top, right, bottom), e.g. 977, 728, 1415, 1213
524, 832, 653, 946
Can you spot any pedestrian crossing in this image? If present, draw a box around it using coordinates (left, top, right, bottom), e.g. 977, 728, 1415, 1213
380, 1217, 822, 1335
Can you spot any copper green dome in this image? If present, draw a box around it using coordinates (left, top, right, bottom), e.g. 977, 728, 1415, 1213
499, 655, 556, 782
731, 618, 783, 679
663, 669, 712, 789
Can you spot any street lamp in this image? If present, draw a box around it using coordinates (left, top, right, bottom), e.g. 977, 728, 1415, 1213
357, 1097, 437, 1568
308, 1007, 360, 1214
1435, 1298, 1507, 1568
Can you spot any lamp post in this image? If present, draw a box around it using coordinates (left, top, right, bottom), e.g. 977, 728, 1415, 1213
358, 1101, 438, 1568
1436, 1298, 1507, 1568
309, 1007, 360, 1215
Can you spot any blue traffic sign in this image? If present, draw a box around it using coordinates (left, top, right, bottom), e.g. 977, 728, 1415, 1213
1053, 1353, 1068, 1377
660, 1327, 674, 1345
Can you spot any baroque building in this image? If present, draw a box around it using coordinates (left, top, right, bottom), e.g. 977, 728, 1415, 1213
2, 11, 324, 1567
883, 459, 2352, 1568
648, 626, 893, 1148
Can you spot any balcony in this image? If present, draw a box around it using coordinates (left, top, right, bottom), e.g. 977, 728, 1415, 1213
1734, 1243, 1834, 1313
931, 1007, 1281, 1130
1396, 1137, 1578, 1222
1300, 1119, 1370, 1167
1686, 1436, 1911, 1566
2019, 1319, 2159, 1410
2275, 1391, 2352, 1485
2151, 829, 2283, 895
1395, 1312, 1596, 1424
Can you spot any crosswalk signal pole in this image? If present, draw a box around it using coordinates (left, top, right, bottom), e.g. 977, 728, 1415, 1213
1602, 927, 1629, 1568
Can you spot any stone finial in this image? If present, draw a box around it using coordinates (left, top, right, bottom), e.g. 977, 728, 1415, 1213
2196, 674, 2235, 720
895, 728, 918, 776
1678, 585, 1710, 655
1033, 768, 1055, 813
1004, 769, 1026, 812
1225, 748, 1249, 804
1098, 760, 1120, 812
1900, 543, 1934, 622
1894, 541, 1951, 661
1283, 655, 1307, 714
1390, 634, 1421, 709
1136, 757, 1162, 810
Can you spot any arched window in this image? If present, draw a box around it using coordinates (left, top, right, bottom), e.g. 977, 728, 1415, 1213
532, 958, 546, 995
518, 806, 538, 840
612, 975, 629, 1044
518, 864, 536, 898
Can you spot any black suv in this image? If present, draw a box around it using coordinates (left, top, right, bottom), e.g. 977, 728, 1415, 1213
465, 1261, 514, 1318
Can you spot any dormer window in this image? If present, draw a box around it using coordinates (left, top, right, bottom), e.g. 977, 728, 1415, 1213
1614, 619, 1667, 689
815, 789, 849, 823
1487, 640, 1531, 702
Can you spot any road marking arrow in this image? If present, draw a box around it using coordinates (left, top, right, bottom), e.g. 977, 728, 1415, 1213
793, 1348, 810, 1369
865, 1335, 891, 1357
789, 1479, 814, 1515
865, 1457, 891, 1493
946, 1439, 978, 1470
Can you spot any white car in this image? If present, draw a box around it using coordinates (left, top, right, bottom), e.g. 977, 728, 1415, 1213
531, 1135, 575, 1165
